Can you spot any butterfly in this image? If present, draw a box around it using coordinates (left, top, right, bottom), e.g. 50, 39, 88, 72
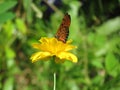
55, 13, 71, 43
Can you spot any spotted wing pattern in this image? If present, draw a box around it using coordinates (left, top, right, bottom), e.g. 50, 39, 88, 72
55, 13, 71, 43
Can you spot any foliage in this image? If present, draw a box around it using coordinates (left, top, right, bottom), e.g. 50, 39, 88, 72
0, 0, 120, 90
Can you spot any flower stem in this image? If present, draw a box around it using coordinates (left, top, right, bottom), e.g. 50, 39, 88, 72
53, 72, 56, 90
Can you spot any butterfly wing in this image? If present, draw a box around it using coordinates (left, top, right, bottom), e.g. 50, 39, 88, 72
55, 13, 71, 43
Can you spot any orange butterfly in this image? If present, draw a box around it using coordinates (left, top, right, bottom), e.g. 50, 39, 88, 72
55, 13, 71, 43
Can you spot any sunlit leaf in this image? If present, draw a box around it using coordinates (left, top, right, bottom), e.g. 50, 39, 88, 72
105, 52, 119, 77
96, 17, 120, 35
5, 47, 15, 59
91, 59, 103, 69
94, 35, 106, 47
15, 18, 27, 34
2, 21, 14, 38
3, 77, 14, 90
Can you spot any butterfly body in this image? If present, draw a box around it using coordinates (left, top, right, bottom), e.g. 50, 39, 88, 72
55, 13, 71, 43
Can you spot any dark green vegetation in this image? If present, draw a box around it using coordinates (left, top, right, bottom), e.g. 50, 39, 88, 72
0, 0, 120, 90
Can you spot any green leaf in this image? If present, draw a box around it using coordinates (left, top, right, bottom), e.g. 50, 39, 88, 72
95, 42, 110, 57
15, 18, 27, 34
3, 77, 14, 90
2, 21, 14, 38
96, 17, 120, 35
94, 35, 106, 47
105, 52, 119, 77
23, 0, 32, 23
0, 12, 15, 24
91, 59, 103, 69
87, 32, 95, 44
95, 37, 120, 57
5, 47, 15, 59
0, 1, 17, 14
92, 75, 103, 85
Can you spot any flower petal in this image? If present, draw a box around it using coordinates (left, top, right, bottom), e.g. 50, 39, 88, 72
30, 52, 52, 63
30, 37, 78, 63
32, 43, 41, 50
66, 39, 73, 44
39, 37, 49, 43
57, 52, 78, 63
65, 45, 77, 51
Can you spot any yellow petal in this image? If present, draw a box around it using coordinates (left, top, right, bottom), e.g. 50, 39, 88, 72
30, 52, 52, 63
39, 37, 49, 43
65, 45, 77, 51
57, 52, 78, 63
32, 43, 41, 50
30, 37, 78, 63
66, 39, 73, 44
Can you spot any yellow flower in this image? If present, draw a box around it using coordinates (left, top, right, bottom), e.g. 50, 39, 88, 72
30, 37, 78, 63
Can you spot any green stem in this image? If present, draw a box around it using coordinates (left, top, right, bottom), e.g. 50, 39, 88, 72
83, 36, 91, 85
53, 72, 56, 90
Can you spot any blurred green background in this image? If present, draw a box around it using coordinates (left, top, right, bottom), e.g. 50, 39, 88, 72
0, 0, 120, 90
